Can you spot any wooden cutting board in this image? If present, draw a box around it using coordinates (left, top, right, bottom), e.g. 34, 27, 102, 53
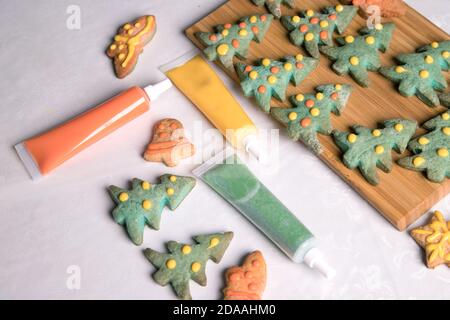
185, 0, 450, 231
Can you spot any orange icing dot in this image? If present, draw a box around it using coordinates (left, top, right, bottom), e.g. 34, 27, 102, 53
232, 39, 240, 48
239, 22, 246, 28
252, 26, 259, 34
296, 62, 304, 69
331, 92, 339, 100
224, 23, 232, 29
209, 34, 217, 41
301, 118, 311, 128
260, 15, 266, 22
244, 65, 252, 72
305, 99, 315, 108
320, 30, 328, 40
329, 14, 337, 20
299, 25, 308, 33
270, 66, 280, 74
310, 17, 319, 24
257, 85, 266, 93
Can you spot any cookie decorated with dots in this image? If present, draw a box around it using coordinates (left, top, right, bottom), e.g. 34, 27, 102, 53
235, 55, 319, 113
108, 174, 196, 245
398, 112, 450, 183
251, 0, 294, 19
320, 23, 395, 87
271, 84, 352, 154
380, 41, 450, 107
196, 15, 274, 68
223, 251, 267, 300
333, 119, 417, 185
144, 232, 234, 300
281, 4, 357, 58
106, 16, 157, 79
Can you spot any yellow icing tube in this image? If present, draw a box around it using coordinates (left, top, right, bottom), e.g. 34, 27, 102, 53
160, 51, 262, 159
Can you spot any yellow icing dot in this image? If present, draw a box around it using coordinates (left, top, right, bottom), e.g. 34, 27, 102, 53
170, 175, 177, 182
109, 44, 117, 50
419, 70, 429, 78
320, 20, 329, 28
394, 123, 404, 132
372, 129, 381, 137
191, 262, 201, 273
418, 137, 430, 145
442, 127, 450, 135
375, 23, 383, 30
182, 245, 192, 255
239, 29, 248, 37
216, 44, 229, 56
349, 56, 359, 66
296, 54, 304, 61
118, 53, 126, 60
127, 29, 134, 35
262, 58, 271, 66
442, 51, 450, 59
142, 181, 151, 190
295, 94, 305, 101
347, 133, 357, 143
365, 36, 375, 45
208, 237, 220, 248
437, 148, 449, 157
268, 75, 277, 84
395, 66, 406, 73
335, 4, 344, 12
250, 16, 257, 23
249, 71, 258, 80
119, 193, 129, 202
425, 55, 434, 64
119, 44, 125, 50
375, 145, 384, 154
306, 9, 314, 17
310, 108, 320, 117
221, 29, 229, 37
413, 156, 425, 167
135, 23, 141, 28
345, 35, 354, 43
292, 16, 300, 23
123, 24, 131, 30
335, 84, 342, 91
288, 112, 298, 121
284, 62, 293, 71
166, 259, 176, 269
441, 113, 450, 120
305, 32, 314, 41
166, 188, 175, 196
142, 200, 152, 210
316, 92, 324, 100
431, 41, 439, 48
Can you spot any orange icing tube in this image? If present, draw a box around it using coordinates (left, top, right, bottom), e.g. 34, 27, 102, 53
15, 80, 172, 180
161, 52, 262, 158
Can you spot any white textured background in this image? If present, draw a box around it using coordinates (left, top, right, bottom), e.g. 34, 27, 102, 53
0, 0, 449, 300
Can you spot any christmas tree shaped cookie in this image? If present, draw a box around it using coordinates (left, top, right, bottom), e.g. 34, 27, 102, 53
108, 174, 196, 245
320, 23, 395, 87
144, 232, 234, 300
410, 211, 450, 269
196, 14, 274, 68
281, 4, 357, 58
398, 112, 450, 183
235, 54, 319, 113
380, 41, 450, 107
252, 0, 294, 19
271, 84, 352, 154
333, 119, 417, 185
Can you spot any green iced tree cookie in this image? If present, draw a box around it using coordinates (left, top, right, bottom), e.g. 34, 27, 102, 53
380, 41, 450, 107
235, 54, 319, 113
281, 4, 357, 58
320, 23, 395, 87
252, 0, 294, 19
398, 112, 450, 183
271, 84, 352, 154
333, 119, 417, 185
108, 174, 196, 245
144, 232, 234, 300
196, 14, 274, 68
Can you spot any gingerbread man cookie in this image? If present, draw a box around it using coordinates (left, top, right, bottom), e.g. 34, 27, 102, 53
341, 0, 407, 18
144, 119, 195, 167
107, 15, 157, 79
223, 251, 267, 300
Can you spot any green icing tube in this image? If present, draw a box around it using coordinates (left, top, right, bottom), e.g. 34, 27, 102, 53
193, 149, 335, 279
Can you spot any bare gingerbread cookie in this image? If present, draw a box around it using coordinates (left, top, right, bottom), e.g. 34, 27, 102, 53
144, 119, 195, 167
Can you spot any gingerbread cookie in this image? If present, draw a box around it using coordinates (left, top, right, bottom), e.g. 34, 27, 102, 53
410, 211, 450, 269
235, 55, 319, 113
252, 0, 294, 19
340, 0, 407, 18
380, 41, 450, 107
320, 23, 395, 87
196, 14, 274, 68
398, 112, 450, 183
223, 251, 267, 300
107, 15, 157, 79
144, 119, 195, 167
271, 84, 352, 154
281, 4, 357, 58
144, 232, 234, 300
333, 119, 417, 185
108, 174, 196, 245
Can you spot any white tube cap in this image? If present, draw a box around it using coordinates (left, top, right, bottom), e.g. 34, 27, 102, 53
144, 79, 173, 101
303, 247, 336, 279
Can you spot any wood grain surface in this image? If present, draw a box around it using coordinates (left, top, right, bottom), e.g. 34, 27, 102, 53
185, 0, 450, 231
